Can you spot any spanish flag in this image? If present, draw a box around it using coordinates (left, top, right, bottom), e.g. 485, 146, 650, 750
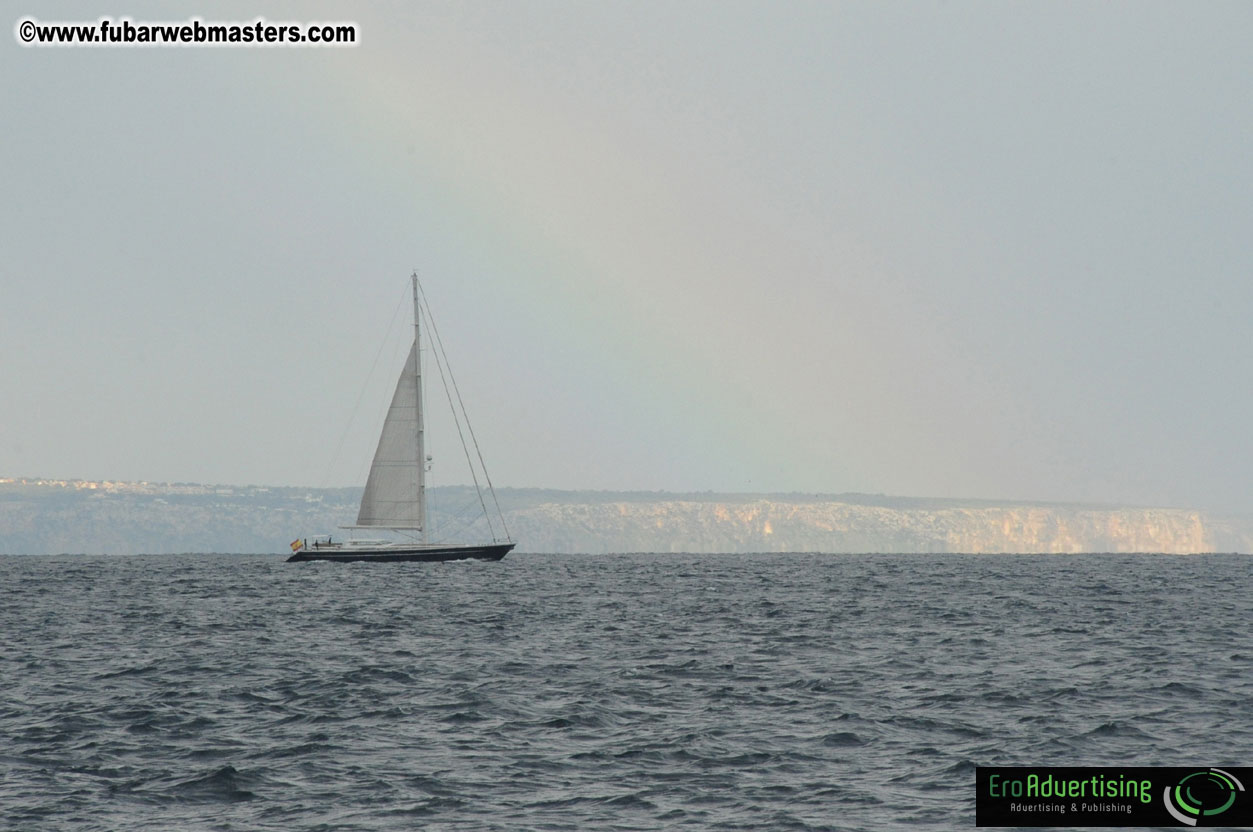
290, 539, 304, 552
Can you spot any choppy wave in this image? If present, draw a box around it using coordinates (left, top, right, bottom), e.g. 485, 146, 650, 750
2, 552, 1250, 830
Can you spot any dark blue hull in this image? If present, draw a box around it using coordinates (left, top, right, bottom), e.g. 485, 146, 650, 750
286, 542, 514, 563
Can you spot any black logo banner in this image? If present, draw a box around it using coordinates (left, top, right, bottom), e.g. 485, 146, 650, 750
976, 766, 1251, 827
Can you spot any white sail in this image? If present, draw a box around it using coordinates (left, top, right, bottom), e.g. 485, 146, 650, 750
356, 342, 422, 528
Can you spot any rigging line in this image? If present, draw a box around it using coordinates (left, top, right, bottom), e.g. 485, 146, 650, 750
432, 502, 489, 543
426, 494, 484, 540
317, 284, 409, 490
389, 527, 421, 544
419, 295, 498, 542
439, 493, 487, 524
416, 282, 499, 541
416, 280, 512, 542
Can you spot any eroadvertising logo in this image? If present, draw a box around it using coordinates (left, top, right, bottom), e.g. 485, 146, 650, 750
1163, 769, 1246, 826
975, 767, 1251, 827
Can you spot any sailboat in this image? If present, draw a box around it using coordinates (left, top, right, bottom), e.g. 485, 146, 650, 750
287, 273, 515, 563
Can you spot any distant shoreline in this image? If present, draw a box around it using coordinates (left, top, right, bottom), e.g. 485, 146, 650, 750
3, 477, 1248, 556
0, 475, 1196, 510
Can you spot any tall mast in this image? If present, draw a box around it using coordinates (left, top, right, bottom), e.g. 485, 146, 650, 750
412, 272, 427, 545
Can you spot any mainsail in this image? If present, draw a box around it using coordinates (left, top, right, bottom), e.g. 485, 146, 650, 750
356, 342, 422, 528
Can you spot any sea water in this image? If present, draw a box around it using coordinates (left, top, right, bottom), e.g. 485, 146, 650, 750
2, 552, 1250, 830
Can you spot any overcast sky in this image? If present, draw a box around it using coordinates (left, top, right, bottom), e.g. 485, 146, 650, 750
3, 2, 1250, 511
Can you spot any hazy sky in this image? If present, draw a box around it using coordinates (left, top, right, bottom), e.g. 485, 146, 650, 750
3, 2, 1251, 511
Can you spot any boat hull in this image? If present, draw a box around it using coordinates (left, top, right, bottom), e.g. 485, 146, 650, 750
287, 542, 514, 564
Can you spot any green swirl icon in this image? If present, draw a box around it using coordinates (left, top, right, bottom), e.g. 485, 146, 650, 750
1163, 769, 1245, 826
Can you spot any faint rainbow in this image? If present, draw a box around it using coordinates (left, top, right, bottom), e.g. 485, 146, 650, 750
296, 39, 827, 489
